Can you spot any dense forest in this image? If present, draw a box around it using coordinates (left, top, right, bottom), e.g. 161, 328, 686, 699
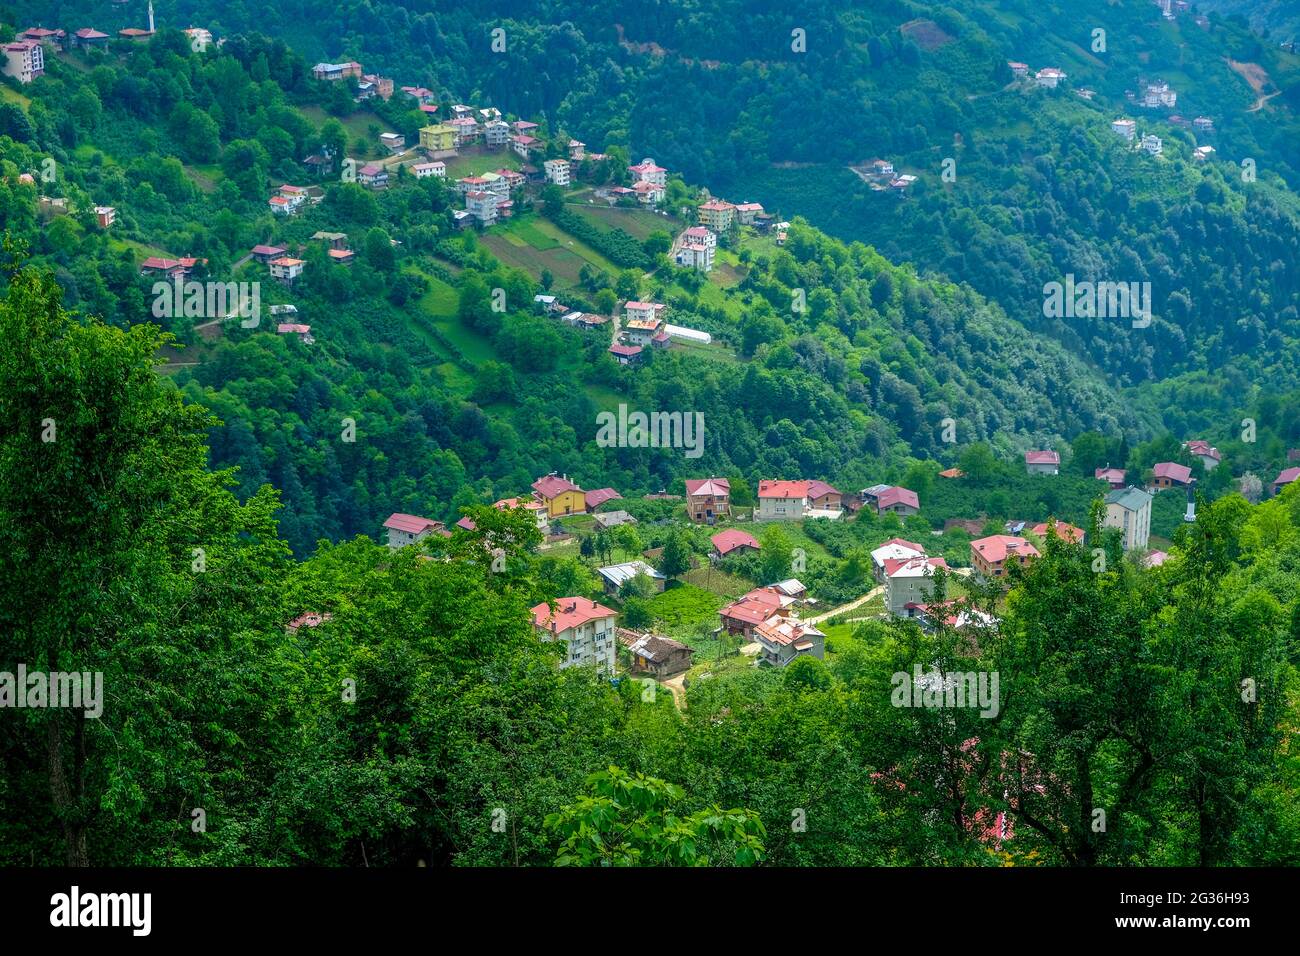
2, 263, 1298, 865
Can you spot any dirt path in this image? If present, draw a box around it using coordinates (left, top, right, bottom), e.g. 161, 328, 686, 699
806, 585, 884, 625
661, 673, 687, 710
1248, 90, 1282, 112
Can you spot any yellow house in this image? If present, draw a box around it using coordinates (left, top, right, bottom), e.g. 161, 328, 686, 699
531, 474, 587, 517
419, 124, 456, 152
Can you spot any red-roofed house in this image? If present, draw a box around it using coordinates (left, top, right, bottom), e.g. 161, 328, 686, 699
139, 257, 187, 278
609, 343, 643, 364
686, 477, 730, 524
628, 158, 667, 187
250, 244, 287, 264
754, 614, 825, 666
711, 528, 759, 561
971, 535, 1040, 580
697, 200, 735, 232
1273, 467, 1300, 495
1025, 450, 1060, 475
885, 555, 949, 617
382, 513, 450, 549
756, 480, 809, 521
875, 486, 920, 516
1152, 461, 1192, 488
1183, 440, 1221, 471
806, 480, 843, 512
1095, 467, 1126, 489
585, 488, 622, 511
1029, 521, 1084, 544
531, 597, 618, 675
624, 301, 666, 326
870, 538, 927, 581
72, 28, 110, 48
531, 473, 586, 517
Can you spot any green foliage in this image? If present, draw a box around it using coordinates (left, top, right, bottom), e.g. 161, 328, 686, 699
544, 766, 765, 866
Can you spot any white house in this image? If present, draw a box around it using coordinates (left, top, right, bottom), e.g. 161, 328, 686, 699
1141, 134, 1163, 155
884, 556, 949, 618
382, 513, 448, 549
543, 158, 570, 187
2, 39, 44, 84
1035, 67, 1066, 88
756, 480, 809, 521
412, 161, 446, 179
1025, 450, 1060, 475
531, 597, 618, 676
629, 157, 668, 187
870, 538, 927, 582
464, 190, 500, 226
1111, 119, 1137, 141
268, 256, 305, 285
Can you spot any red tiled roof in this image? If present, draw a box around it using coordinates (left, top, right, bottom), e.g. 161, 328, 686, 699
685, 477, 730, 496
1095, 467, 1126, 483
383, 513, 443, 534
1185, 440, 1221, 461
1030, 521, 1084, 543
711, 529, 759, 556
1025, 450, 1060, 465
720, 597, 773, 627
140, 257, 183, 271
1153, 462, 1192, 484
1274, 467, 1300, 487
609, 343, 642, 357
758, 479, 809, 499
806, 480, 840, 500
532, 474, 582, 499
531, 597, 616, 633
972, 535, 1040, 564
876, 486, 920, 510
585, 488, 622, 509
884, 555, 948, 578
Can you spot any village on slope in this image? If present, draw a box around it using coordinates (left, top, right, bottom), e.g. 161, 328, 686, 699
358, 436, 1299, 702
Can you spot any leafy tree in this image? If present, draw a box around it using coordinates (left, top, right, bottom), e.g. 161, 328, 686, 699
545, 767, 765, 866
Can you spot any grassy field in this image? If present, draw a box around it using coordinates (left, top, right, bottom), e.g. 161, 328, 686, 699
183, 163, 222, 193
567, 202, 677, 240
300, 105, 396, 144
0, 84, 31, 108
441, 148, 521, 179
483, 214, 622, 287
409, 271, 498, 365
682, 565, 753, 599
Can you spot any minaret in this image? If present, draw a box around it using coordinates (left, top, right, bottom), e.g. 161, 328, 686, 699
148, 1, 155, 34
1184, 478, 1197, 523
